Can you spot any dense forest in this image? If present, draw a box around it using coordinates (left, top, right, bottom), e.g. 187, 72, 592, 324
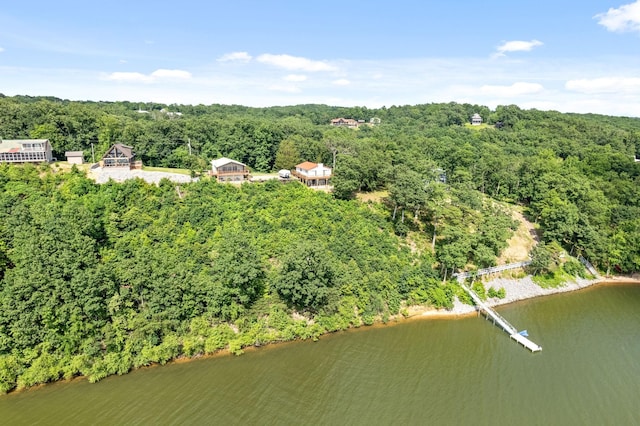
0, 95, 639, 392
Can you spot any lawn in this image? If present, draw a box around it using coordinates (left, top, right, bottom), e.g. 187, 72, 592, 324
142, 166, 192, 175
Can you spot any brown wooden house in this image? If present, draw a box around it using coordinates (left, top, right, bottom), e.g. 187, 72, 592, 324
101, 143, 140, 168
210, 157, 250, 182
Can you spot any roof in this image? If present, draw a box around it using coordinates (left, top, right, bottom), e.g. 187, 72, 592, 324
65, 151, 84, 157
104, 143, 134, 159
0, 139, 49, 154
296, 161, 318, 170
472, 113, 482, 118
331, 118, 358, 124
211, 157, 246, 168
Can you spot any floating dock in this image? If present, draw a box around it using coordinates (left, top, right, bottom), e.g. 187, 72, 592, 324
460, 284, 542, 353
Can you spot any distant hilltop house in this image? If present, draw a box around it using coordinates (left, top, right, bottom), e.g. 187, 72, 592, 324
292, 161, 332, 187
210, 157, 250, 183
101, 143, 141, 169
136, 107, 182, 117
160, 108, 183, 117
65, 151, 84, 165
471, 113, 483, 126
0, 139, 53, 164
331, 117, 380, 128
331, 118, 360, 128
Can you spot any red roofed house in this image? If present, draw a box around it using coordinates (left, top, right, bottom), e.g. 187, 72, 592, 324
0, 139, 53, 164
292, 161, 332, 187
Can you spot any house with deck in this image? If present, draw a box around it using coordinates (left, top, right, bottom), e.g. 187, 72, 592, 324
210, 157, 250, 182
0, 139, 53, 164
101, 143, 140, 169
330, 118, 360, 128
292, 161, 332, 187
471, 113, 483, 126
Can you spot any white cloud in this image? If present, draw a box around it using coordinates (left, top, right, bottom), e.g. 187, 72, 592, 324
119, 59, 127, 64
332, 79, 351, 86
6, 55, 640, 117
150, 69, 192, 79
565, 77, 640, 93
218, 51, 252, 62
106, 69, 192, 83
479, 82, 544, 97
494, 40, 543, 57
595, 1, 640, 32
283, 74, 307, 82
0, 47, 4, 53
256, 54, 336, 71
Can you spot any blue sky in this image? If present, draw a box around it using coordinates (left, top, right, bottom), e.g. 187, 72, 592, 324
2, 1, 640, 116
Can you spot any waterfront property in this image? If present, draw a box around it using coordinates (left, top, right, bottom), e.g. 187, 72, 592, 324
292, 161, 332, 187
101, 143, 140, 169
0, 139, 53, 163
210, 157, 250, 182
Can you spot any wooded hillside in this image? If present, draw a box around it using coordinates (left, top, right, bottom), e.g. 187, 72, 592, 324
0, 95, 639, 392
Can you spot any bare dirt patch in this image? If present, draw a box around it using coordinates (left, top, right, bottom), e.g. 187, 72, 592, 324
497, 208, 538, 265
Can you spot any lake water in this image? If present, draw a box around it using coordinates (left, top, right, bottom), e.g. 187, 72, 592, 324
1, 283, 639, 425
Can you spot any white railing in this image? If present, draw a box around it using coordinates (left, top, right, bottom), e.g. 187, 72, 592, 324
453, 260, 532, 281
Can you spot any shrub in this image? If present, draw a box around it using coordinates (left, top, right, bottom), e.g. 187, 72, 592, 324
563, 258, 586, 278
487, 287, 506, 299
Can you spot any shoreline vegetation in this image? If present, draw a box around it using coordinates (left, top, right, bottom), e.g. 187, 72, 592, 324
5, 276, 639, 396
413, 275, 640, 319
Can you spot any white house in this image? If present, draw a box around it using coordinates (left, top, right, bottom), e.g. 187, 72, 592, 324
0, 139, 53, 164
471, 113, 483, 126
292, 161, 332, 187
210, 157, 250, 182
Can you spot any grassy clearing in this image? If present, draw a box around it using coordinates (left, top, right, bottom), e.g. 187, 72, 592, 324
463, 123, 492, 131
51, 162, 92, 173
142, 166, 192, 175
357, 190, 389, 203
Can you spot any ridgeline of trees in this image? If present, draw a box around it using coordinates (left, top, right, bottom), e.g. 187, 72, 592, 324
0, 95, 639, 392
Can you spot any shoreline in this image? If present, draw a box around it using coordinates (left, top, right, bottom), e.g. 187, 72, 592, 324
409, 275, 640, 320
5, 276, 640, 396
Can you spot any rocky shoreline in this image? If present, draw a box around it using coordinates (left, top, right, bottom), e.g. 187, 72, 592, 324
417, 275, 640, 318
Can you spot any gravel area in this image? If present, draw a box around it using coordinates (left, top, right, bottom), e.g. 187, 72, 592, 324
90, 167, 197, 184
482, 275, 602, 308
420, 275, 608, 317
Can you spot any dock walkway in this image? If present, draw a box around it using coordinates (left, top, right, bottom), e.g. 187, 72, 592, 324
460, 284, 542, 353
